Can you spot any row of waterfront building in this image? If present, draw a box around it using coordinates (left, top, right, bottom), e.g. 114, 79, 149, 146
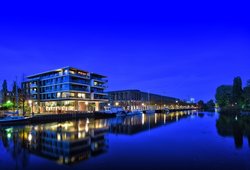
0, 66, 195, 114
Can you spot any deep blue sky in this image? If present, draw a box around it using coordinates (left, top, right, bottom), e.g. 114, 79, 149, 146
0, 1, 249, 102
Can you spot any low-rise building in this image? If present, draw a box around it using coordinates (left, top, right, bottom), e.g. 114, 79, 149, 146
22, 66, 108, 113
108, 89, 181, 110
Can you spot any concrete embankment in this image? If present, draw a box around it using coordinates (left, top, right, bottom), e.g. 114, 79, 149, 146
0, 112, 115, 127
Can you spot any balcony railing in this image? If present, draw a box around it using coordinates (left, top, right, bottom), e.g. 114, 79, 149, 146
30, 84, 38, 88
70, 79, 90, 85
69, 73, 90, 79
70, 87, 89, 92
30, 90, 37, 94
92, 84, 107, 89
92, 78, 108, 83
94, 96, 108, 100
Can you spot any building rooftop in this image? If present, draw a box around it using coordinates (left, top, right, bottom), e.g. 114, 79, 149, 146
26, 66, 107, 79
108, 89, 180, 100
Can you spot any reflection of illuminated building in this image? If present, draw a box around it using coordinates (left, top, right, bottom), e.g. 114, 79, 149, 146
109, 111, 191, 135
0, 111, 196, 167
18, 120, 109, 165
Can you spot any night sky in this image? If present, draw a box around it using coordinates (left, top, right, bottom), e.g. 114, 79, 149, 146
0, 1, 249, 102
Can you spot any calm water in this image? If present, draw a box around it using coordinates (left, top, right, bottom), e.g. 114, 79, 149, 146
1, 111, 250, 170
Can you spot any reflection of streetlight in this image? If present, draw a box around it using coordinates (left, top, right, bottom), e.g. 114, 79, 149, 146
28, 133, 32, 142
7, 132, 11, 139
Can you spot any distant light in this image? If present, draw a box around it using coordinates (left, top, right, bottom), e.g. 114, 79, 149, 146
85, 101, 89, 105
235, 116, 238, 121
115, 102, 119, 106
108, 103, 111, 106
142, 103, 145, 106
7, 133, 11, 139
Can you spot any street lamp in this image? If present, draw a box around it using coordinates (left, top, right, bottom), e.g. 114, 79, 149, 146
115, 102, 119, 106
28, 100, 33, 113
141, 103, 145, 110
85, 101, 89, 112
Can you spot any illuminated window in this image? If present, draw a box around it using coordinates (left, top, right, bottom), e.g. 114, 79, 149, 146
69, 70, 75, 74
78, 93, 86, 98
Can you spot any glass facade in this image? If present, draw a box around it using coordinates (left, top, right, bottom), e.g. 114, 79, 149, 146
22, 67, 108, 113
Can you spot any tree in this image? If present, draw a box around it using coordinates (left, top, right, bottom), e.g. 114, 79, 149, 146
11, 81, 17, 107
243, 86, 250, 109
1, 80, 8, 103
206, 100, 215, 109
2, 100, 14, 110
247, 80, 250, 87
215, 85, 233, 108
19, 82, 30, 114
232, 77, 243, 105
197, 100, 205, 109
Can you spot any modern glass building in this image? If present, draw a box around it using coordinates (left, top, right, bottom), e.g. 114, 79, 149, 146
22, 66, 108, 113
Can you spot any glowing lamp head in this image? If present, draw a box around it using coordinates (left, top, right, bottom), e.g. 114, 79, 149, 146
28, 100, 32, 104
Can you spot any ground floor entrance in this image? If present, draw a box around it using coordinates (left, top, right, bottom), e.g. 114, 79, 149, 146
31, 100, 106, 114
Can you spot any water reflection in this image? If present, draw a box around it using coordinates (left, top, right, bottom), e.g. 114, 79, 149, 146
0, 119, 109, 166
0, 111, 195, 168
216, 115, 250, 149
109, 111, 194, 135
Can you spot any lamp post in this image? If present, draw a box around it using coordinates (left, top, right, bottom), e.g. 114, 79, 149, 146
175, 100, 179, 109
142, 103, 145, 110
28, 100, 33, 114
85, 101, 89, 112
